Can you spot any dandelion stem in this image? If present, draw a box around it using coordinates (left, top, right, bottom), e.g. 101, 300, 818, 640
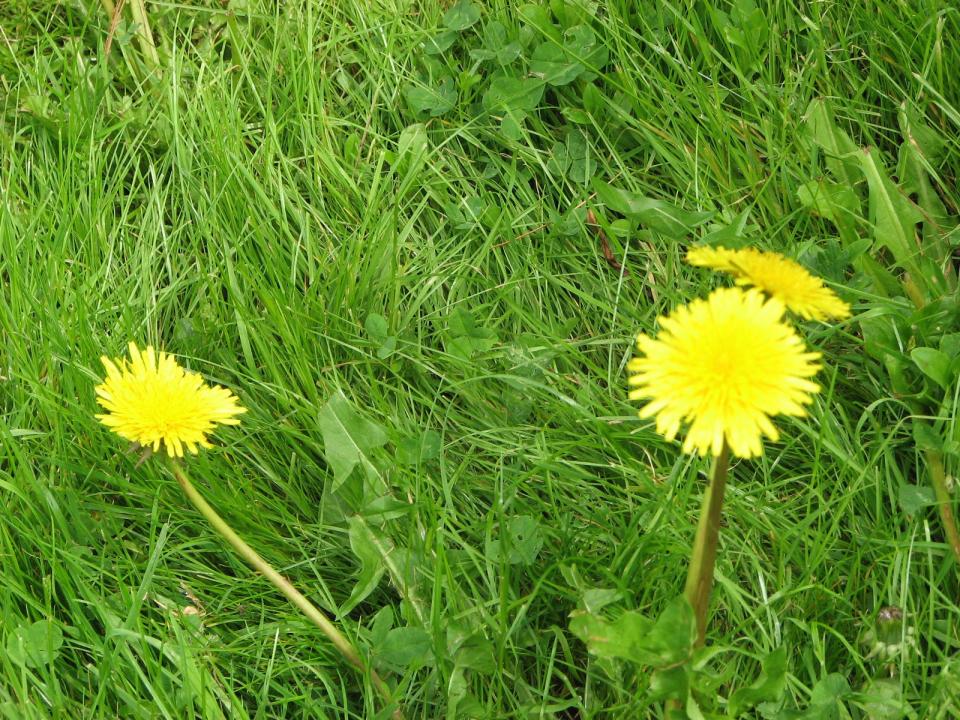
683, 442, 731, 648
926, 450, 960, 565
169, 461, 403, 720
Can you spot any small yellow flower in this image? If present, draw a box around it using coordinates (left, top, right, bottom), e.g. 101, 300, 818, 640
627, 287, 822, 458
686, 246, 851, 321
95, 342, 246, 457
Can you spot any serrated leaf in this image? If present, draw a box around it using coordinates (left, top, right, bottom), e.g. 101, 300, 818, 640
318, 391, 388, 490
341, 516, 390, 615
593, 179, 714, 238
569, 609, 656, 664
860, 148, 924, 271
796, 180, 861, 232
443, 0, 480, 31
700, 208, 754, 247
570, 596, 695, 668
898, 128, 952, 261
642, 596, 696, 665
898, 102, 945, 165
807, 673, 850, 719
358, 495, 413, 524
804, 99, 860, 187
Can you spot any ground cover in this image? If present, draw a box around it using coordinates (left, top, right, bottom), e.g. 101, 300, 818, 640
1, 1, 960, 717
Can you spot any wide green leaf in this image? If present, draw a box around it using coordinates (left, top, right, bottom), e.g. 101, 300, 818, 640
593, 179, 714, 238
530, 42, 583, 86
482, 76, 545, 113
804, 99, 860, 187
341, 516, 390, 615
910, 346, 952, 390
899, 482, 937, 515
641, 596, 696, 665
859, 148, 924, 272
443, 0, 480, 31
447, 307, 498, 359
404, 77, 457, 118
377, 626, 434, 667
796, 180, 861, 240
562, 25, 608, 72
569, 609, 657, 664
570, 596, 695, 667
728, 647, 788, 715
396, 430, 442, 464
318, 390, 388, 490
7, 620, 63, 668
488, 515, 543, 566
805, 673, 851, 719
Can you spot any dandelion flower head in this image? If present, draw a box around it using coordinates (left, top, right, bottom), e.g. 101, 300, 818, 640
627, 287, 822, 458
686, 245, 851, 321
95, 342, 246, 457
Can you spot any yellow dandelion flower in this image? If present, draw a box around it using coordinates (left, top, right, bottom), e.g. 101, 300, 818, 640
686, 245, 851, 321
95, 342, 246, 457
627, 287, 822, 458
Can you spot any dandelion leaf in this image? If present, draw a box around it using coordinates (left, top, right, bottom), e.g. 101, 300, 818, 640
318, 390, 388, 490
341, 516, 391, 616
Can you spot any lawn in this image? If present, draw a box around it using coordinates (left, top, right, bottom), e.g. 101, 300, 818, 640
1, 1, 960, 718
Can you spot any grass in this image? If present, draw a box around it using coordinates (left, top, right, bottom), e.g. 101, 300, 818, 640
1, 0, 960, 717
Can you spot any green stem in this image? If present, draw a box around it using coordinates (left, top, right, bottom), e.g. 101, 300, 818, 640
126, 0, 160, 73
683, 442, 731, 648
926, 450, 960, 565
169, 461, 403, 720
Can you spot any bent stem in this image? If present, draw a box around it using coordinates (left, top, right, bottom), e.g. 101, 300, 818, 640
683, 442, 731, 648
926, 450, 960, 565
169, 461, 403, 720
